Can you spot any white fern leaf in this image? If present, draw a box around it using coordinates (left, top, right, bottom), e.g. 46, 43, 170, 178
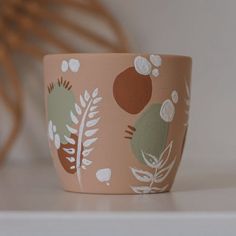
75, 88, 101, 175
84, 90, 90, 102
92, 88, 98, 98
66, 157, 76, 163
130, 168, 153, 183
131, 186, 151, 194
141, 151, 159, 169
64, 135, 76, 145
80, 95, 86, 108
154, 159, 175, 184
70, 111, 79, 124
85, 129, 98, 137
158, 141, 173, 169
93, 97, 102, 105
86, 117, 100, 128
90, 106, 98, 111
82, 158, 92, 166
66, 125, 77, 134
75, 103, 82, 115
83, 138, 97, 148
63, 148, 75, 155
150, 185, 168, 193
88, 111, 99, 119
82, 148, 94, 157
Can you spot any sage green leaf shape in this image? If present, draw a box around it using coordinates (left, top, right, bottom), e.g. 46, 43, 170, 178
47, 78, 76, 144
131, 104, 169, 165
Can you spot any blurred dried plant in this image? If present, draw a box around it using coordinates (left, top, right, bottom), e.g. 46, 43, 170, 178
0, 0, 129, 163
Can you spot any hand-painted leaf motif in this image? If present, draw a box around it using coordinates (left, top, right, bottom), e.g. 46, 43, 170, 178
84, 90, 90, 102
86, 117, 100, 128
150, 185, 168, 193
130, 168, 153, 183
82, 159, 92, 166
82, 148, 93, 157
66, 124, 77, 134
85, 129, 98, 137
53, 87, 102, 177
63, 148, 75, 155
64, 135, 76, 145
70, 111, 79, 124
154, 159, 175, 184
66, 157, 76, 163
57, 134, 79, 174
92, 88, 98, 98
158, 141, 173, 169
130, 140, 175, 194
75, 103, 82, 115
141, 151, 159, 168
88, 111, 99, 119
80, 95, 86, 108
131, 186, 152, 194
93, 97, 102, 105
90, 106, 98, 112
83, 138, 97, 148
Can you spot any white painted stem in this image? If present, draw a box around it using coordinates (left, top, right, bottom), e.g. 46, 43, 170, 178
76, 99, 93, 186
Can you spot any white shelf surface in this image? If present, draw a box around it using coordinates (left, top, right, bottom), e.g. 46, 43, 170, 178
0, 159, 236, 236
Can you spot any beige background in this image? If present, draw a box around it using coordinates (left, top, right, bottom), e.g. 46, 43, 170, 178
3, 0, 235, 189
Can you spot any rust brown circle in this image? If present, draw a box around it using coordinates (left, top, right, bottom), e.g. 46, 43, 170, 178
113, 67, 152, 114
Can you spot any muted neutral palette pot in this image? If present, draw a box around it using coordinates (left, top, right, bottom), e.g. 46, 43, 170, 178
44, 53, 192, 194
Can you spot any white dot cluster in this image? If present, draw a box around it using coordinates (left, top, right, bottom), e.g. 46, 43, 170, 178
134, 54, 162, 77
160, 90, 179, 122
61, 58, 80, 73
48, 120, 60, 149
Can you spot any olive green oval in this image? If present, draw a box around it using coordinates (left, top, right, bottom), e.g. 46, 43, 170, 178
47, 84, 76, 144
131, 104, 169, 165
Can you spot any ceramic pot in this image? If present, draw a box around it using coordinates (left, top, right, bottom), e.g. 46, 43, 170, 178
44, 53, 192, 194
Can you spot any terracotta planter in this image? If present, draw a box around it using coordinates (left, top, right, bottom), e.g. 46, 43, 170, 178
44, 53, 192, 194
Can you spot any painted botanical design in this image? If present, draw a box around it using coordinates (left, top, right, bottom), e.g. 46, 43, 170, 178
130, 141, 175, 194
61, 58, 80, 73
48, 120, 61, 150
184, 79, 190, 126
127, 89, 179, 193
47, 78, 102, 180
47, 77, 75, 148
96, 168, 112, 186
126, 104, 169, 165
125, 90, 178, 163
113, 54, 162, 114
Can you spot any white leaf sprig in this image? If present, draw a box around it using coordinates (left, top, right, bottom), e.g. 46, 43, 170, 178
64, 88, 102, 181
130, 168, 153, 183
130, 140, 175, 194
